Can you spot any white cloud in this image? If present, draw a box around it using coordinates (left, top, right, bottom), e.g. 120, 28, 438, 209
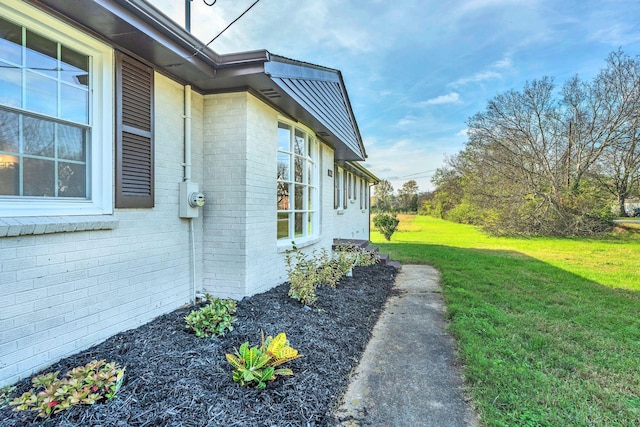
365, 139, 454, 192
493, 56, 512, 69
396, 115, 418, 126
589, 23, 640, 46
455, 128, 469, 137
450, 71, 502, 87
422, 92, 462, 105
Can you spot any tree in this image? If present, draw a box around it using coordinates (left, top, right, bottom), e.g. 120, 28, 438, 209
595, 132, 640, 216
562, 49, 640, 195
429, 50, 640, 234
397, 180, 419, 212
466, 76, 571, 234
373, 180, 394, 211
564, 50, 640, 216
373, 212, 400, 241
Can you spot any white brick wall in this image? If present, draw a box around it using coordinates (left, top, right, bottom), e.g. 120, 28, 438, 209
0, 72, 373, 388
0, 75, 204, 387
201, 92, 343, 299
332, 168, 372, 240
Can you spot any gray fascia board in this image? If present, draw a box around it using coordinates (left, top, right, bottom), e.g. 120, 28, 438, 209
265, 59, 340, 82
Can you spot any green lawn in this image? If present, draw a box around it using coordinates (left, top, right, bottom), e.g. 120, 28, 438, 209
372, 215, 640, 426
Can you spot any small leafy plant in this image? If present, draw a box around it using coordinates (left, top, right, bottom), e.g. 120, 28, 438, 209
185, 296, 237, 338
225, 332, 301, 390
1, 385, 16, 409
373, 212, 400, 241
9, 360, 124, 418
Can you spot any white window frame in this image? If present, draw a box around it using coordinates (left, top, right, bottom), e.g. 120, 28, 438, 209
277, 119, 319, 243
0, 2, 113, 218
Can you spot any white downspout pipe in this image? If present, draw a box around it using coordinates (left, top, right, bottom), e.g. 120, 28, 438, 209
184, 85, 192, 183
184, 85, 196, 304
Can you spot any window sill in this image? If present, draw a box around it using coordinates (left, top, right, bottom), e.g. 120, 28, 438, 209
0, 215, 118, 237
277, 236, 321, 253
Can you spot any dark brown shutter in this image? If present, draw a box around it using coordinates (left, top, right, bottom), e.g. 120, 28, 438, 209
115, 52, 154, 208
334, 165, 339, 209
343, 170, 348, 209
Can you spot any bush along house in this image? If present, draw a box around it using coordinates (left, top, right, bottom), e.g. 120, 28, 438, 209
0, 0, 378, 387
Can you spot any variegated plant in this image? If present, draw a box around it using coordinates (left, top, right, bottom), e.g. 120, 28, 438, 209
225, 332, 301, 390
9, 360, 124, 418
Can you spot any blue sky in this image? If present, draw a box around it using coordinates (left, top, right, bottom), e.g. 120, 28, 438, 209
152, 0, 640, 192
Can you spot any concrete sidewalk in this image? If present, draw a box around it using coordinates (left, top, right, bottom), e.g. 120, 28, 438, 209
335, 265, 479, 426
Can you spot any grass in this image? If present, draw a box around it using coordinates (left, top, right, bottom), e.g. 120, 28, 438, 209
371, 215, 640, 426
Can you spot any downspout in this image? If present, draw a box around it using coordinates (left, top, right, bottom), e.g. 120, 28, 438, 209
184, 85, 192, 182
184, 84, 196, 304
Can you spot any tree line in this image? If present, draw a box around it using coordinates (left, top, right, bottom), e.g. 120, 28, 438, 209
423, 49, 640, 236
372, 179, 431, 213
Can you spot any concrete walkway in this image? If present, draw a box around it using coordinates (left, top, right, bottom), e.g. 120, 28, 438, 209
335, 265, 479, 426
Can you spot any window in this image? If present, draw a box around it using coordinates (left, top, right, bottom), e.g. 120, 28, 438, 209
360, 178, 364, 209
277, 121, 318, 240
0, 4, 112, 217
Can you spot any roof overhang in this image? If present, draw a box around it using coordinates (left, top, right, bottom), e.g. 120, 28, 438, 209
27, 0, 367, 161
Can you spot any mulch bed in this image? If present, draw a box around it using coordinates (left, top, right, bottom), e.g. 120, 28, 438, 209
1, 264, 398, 427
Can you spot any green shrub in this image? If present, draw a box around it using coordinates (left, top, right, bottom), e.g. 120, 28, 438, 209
334, 243, 378, 275
225, 332, 301, 390
9, 360, 124, 418
285, 243, 379, 305
284, 244, 319, 305
185, 297, 237, 338
373, 212, 400, 241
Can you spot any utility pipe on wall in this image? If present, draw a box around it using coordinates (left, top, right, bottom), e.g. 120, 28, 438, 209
184, 85, 196, 304
184, 85, 192, 182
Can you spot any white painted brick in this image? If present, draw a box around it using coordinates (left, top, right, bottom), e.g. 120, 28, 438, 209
0, 72, 371, 388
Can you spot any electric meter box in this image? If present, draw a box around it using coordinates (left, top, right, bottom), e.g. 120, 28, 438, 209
179, 182, 204, 218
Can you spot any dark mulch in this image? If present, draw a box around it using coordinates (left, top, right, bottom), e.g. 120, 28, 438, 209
1, 265, 398, 427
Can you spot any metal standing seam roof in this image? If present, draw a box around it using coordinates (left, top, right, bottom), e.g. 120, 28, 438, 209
265, 58, 366, 162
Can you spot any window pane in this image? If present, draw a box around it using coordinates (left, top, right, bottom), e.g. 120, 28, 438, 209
308, 186, 314, 211
57, 123, 86, 161
0, 109, 19, 152
307, 212, 313, 235
26, 71, 57, 117
0, 63, 22, 108
0, 154, 18, 195
23, 115, 54, 157
277, 182, 289, 210
23, 157, 54, 196
294, 184, 303, 210
294, 212, 303, 237
277, 152, 290, 180
58, 162, 85, 197
277, 212, 289, 239
26, 30, 57, 78
60, 46, 88, 87
61, 84, 88, 123
294, 155, 303, 183
278, 123, 291, 152
294, 129, 305, 156
0, 17, 23, 65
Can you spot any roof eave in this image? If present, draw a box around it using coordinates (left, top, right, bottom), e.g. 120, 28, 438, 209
27, 0, 366, 161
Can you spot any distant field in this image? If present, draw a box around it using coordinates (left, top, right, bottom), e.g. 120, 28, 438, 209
371, 215, 640, 426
